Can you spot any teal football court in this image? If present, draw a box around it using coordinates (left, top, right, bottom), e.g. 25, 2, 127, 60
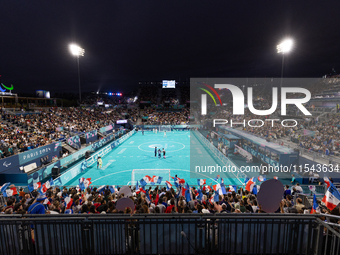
64, 131, 240, 187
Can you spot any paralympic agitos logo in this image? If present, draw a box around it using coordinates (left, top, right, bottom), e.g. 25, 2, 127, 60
0, 83, 14, 92
199, 83, 312, 128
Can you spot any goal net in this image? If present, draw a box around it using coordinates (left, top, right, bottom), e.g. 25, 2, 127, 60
131, 169, 171, 185
159, 125, 171, 132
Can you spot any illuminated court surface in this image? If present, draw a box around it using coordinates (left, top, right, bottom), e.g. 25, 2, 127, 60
64, 131, 239, 187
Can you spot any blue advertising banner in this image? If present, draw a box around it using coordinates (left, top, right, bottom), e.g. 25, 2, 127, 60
67, 135, 81, 149
0, 142, 62, 174
85, 130, 98, 144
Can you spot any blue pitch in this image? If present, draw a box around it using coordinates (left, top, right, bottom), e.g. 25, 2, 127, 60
64, 131, 239, 187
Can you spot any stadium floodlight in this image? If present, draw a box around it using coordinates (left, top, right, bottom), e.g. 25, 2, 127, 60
69, 43, 85, 104
277, 39, 293, 54
69, 44, 85, 56
277, 38, 293, 87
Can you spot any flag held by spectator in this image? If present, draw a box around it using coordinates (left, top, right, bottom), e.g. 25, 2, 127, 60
185, 185, 192, 202
33, 182, 41, 190
28, 184, 34, 193
257, 175, 266, 182
140, 175, 152, 186
322, 183, 340, 211
4, 187, 18, 197
109, 185, 117, 194
203, 185, 211, 192
197, 179, 206, 186
324, 176, 331, 188
213, 175, 220, 182
65, 196, 73, 209
229, 185, 236, 192
245, 177, 255, 192
166, 181, 172, 190
150, 175, 163, 184
197, 189, 203, 201
136, 186, 146, 194
41, 178, 54, 193
97, 185, 105, 194
311, 194, 320, 214
0, 182, 11, 193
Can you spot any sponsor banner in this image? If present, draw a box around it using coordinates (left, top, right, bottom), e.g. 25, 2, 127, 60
67, 135, 81, 149
27, 132, 119, 185
19, 143, 61, 165
0, 142, 62, 174
85, 130, 98, 144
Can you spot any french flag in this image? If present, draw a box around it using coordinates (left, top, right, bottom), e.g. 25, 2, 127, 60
324, 177, 331, 188
0, 182, 11, 193
180, 186, 187, 197
213, 183, 221, 192
165, 181, 172, 190
257, 175, 266, 182
310, 194, 320, 214
109, 185, 117, 194
197, 179, 206, 186
220, 182, 227, 195
140, 175, 152, 186
245, 177, 255, 192
136, 186, 146, 194
79, 178, 86, 191
197, 189, 203, 201
213, 175, 220, 182
33, 182, 41, 190
65, 196, 73, 210
322, 184, 340, 211
185, 183, 192, 202
97, 185, 106, 194
4, 187, 18, 197
145, 193, 151, 204
150, 175, 163, 184
44, 198, 51, 205
209, 191, 219, 204
273, 176, 278, 180
41, 178, 54, 193
203, 185, 211, 192
229, 185, 237, 192
79, 178, 92, 190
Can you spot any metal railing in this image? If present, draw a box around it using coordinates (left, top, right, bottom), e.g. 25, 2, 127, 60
0, 214, 339, 255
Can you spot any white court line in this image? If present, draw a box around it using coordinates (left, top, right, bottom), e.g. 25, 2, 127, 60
91, 168, 222, 184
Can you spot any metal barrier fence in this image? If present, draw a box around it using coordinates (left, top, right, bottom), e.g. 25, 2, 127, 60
0, 214, 339, 255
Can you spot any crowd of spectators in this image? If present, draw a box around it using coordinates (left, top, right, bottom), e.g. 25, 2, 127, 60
1, 182, 338, 217
0, 107, 123, 158
297, 114, 340, 156
142, 107, 190, 125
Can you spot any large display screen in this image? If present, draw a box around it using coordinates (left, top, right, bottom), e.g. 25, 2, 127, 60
116, 120, 128, 124
162, 80, 176, 88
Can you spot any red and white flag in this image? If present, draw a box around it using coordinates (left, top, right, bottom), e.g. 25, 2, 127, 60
324, 177, 331, 188
245, 178, 255, 192
6, 187, 18, 197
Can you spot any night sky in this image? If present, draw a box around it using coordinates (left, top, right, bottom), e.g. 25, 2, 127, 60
1, 1, 340, 95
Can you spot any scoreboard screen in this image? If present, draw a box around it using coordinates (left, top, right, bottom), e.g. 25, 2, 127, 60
162, 80, 176, 88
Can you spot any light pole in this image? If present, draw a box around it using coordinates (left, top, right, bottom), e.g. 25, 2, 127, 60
277, 38, 293, 88
69, 44, 85, 104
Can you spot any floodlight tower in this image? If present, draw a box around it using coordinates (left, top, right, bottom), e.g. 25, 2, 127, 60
277, 38, 293, 87
69, 44, 85, 104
